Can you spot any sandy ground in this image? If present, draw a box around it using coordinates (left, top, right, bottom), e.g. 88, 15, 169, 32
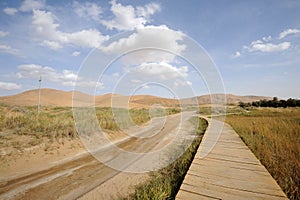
0, 131, 148, 200
0, 112, 196, 200
0, 129, 144, 199
0, 137, 149, 200
0, 138, 85, 179
0, 128, 131, 179
77, 172, 149, 200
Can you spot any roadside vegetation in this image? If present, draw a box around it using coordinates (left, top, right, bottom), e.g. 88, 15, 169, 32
0, 105, 77, 152
239, 97, 300, 108
97, 107, 181, 130
197, 105, 245, 116
225, 107, 300, 199
125, 117, 208, 200
0, 104, 181, 152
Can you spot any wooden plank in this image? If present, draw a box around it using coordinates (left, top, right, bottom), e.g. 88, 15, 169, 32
176, 118, 288, 200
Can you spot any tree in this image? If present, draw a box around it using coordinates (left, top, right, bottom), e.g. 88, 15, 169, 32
271, 97, 279, 108
287, 98, 297, 107
252, 101, 260, 107
279, 100, 287, 108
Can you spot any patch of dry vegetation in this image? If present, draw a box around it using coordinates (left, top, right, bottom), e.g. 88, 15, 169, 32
226, 107, 300, 199
0, 105, 181, 154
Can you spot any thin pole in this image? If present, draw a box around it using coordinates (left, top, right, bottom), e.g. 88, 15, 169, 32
38, 76, 42, 113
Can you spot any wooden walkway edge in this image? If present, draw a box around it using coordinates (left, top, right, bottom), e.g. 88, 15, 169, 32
176, 118, 288, 200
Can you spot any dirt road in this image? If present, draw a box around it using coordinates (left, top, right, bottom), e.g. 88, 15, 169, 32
0, 111, 197, 199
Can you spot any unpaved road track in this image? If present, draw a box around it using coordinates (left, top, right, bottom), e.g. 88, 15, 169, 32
0, 112, 196, 200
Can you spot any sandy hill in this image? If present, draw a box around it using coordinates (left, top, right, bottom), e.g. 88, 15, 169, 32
95, 93, 139, 108
129, 95, 179, 107
181, 94, 272, 105
0, 89, 73, 107
0, 88, 272, 107
81, 93, 178, 108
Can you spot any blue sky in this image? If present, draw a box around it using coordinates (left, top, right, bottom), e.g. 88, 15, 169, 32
0, 0, 299, 99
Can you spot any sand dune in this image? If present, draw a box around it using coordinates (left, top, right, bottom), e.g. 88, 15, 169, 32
181, 94, 272, 105
0, 89, 73, 107
0, 88, 272, 107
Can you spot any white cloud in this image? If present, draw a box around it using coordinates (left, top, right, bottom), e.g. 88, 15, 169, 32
15, 64, 102, 88
41, 40, 63, 50
62, 80, 103, 88
72, 51, 81, 56
262, 36, 272, 42
0, 82, 21, 90
250, 40, 263, 45
3, 7, 18, 15
16, 64, 56, 79
61, 69, 78, 81
245, 40, 291, 53
101, 25, 185, 65
0, 44, 20, 56
101, 0, 160, 31
0, 31, 9, 37
279, 28, 300, 39
73, 1, 102, 21
233, 51, 241, 58
131, 79, 142, 83
101, 0, 144, 31
126, 61, 191, 89
241, 30, 297, 54
32, 9, 109, 49
20, 0, 45, 12
132, 61, 188, 80
32, 9, 60, 40
102, 25, 184, 53
61, 81, 76, 86
136, 3, 161, 20
16, 64, 78, 83
66, 29, 108, 48
141, 83, 150, 89
174, 79, 192, 87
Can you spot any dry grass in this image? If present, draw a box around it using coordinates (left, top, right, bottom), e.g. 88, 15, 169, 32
0, 105, 76, 141
0, 104, 181, 152
226, 107, 300, 199
97, 107, 180, 130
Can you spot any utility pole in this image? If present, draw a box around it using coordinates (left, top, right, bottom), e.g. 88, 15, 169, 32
38, 76, 42, 113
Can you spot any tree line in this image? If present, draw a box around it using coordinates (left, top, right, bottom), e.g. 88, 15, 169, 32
239, 97, 300, 108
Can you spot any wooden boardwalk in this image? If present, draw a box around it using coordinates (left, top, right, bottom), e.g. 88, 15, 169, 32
176, 118, 288, 200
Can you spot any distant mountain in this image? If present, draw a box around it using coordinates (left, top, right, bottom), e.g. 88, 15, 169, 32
0, 89, 74, 107
181, 94, 272, 106
0, 88, 272, 107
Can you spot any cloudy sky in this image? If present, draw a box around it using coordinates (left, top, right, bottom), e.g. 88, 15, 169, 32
0, 0, 299, 99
